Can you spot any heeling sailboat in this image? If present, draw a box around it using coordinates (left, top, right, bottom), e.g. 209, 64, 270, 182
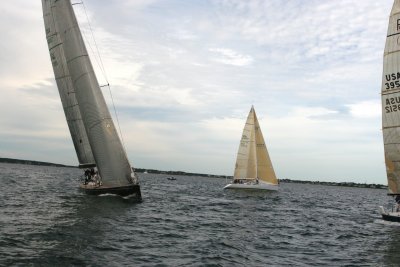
224, 106, 279, 191
42, 0, 141, 198
379, 0, 400, 221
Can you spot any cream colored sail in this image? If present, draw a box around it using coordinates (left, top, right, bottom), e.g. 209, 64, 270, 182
233, 106, 278, 185
233, 108, 257, 179
253, 109, 278, 184
382, 0, 400, 195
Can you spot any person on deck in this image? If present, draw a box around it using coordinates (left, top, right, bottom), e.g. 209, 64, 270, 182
396, 195, 400, 212
84, 169, 90, 185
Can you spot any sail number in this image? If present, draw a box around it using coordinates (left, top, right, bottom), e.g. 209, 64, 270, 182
385, 97, 400, 113
384, 73, 400, 90
385, 81, 400, 90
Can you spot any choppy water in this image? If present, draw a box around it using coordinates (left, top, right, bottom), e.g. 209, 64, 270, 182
1, 162, 400, 266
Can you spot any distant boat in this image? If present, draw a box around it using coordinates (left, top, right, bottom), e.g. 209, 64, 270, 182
224, 106, 279, 191
42, 0, 141, 199
167, 177, 176, 181
379, 0, 400, 221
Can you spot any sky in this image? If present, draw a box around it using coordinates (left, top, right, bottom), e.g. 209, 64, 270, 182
0, 0, 395, 184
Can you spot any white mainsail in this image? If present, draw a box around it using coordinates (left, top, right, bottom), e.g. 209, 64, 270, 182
42, 0, 138, 188
382, 0, 400, 195
233, 106, 278, 185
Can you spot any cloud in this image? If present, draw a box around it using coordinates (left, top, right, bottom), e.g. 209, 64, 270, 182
347, 100, 381, 119
209, 48, 253, 66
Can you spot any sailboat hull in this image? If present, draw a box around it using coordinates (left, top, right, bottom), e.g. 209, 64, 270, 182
79, 183, 142, 199
223, 181, 279, 191
379, 206, 400, 222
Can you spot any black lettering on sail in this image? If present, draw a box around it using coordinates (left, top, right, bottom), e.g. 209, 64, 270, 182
387, 99, 391, 105
398, 19, 400, 31
386, 74, 392, 81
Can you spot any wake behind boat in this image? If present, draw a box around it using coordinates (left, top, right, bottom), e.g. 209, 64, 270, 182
42, 0, 141, 199
379, 0, 400, 221
224, 106, 279, 191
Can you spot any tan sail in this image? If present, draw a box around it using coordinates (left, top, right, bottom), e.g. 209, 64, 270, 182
253, 109, 278, 184
382, 0, 400, 194
233, 106, 278, 185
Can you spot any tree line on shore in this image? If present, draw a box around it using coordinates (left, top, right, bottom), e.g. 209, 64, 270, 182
0, 157, 386, 189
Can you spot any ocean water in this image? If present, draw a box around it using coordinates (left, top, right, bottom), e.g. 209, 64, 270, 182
0, 162, 399, 266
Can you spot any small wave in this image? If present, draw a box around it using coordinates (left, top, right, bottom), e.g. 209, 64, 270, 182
374, 219, 400, 226
98, 193, 119, 197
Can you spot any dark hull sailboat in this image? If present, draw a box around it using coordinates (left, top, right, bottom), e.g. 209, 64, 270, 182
42, 0, 141, 200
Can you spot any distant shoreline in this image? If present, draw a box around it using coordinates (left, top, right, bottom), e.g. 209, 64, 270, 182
0, 157, 387, 189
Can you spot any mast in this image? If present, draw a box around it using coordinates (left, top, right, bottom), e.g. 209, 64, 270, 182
42, 0, 95, 168
42, 0, 138, 187
382, 0, 400, 195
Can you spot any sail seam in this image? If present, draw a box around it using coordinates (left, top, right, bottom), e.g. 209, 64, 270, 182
387, 32, 400, 38
67, 54, 89, 64
55, 74, 72, 80
49, 42, 63, 50
382, 89, 400, 95
383, 125, 400, 129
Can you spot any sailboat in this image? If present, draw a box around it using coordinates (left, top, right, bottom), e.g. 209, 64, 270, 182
379, 0, 400, 221
42, 0, 141, 199
224, 106, 279, 191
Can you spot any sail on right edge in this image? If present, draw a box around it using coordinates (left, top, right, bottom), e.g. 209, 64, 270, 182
382, 0, 400, 195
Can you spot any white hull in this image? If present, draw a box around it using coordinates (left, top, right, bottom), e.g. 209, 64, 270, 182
223, 181, 279, 191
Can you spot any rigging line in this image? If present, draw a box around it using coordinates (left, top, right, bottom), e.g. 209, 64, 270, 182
107, 83, 128, 151
80, 1, 108, 82
74, 2, 108, 83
